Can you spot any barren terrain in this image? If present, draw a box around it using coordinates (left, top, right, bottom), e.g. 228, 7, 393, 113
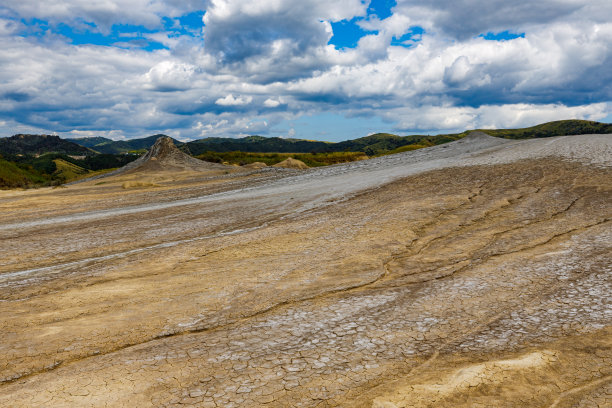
0, 133, 610, 407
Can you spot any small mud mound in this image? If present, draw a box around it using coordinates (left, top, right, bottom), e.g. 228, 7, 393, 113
273, 158, 309, 169
243, 162, 268, 169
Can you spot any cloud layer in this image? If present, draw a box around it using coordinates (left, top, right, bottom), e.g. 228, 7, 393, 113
0, 0, 610, 140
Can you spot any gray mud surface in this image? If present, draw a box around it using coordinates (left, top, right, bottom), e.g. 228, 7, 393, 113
0, 133, 610, 407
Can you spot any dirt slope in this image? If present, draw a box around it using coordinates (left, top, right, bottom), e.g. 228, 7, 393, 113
0, 133, 610, 407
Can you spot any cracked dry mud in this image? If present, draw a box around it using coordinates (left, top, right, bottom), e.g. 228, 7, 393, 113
0, 133, 611, 407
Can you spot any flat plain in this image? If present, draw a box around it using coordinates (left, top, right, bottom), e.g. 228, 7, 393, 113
0, 133, 610, 407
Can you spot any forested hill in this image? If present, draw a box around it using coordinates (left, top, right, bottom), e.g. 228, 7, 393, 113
0, 134, 92, 156
185, 136, 332, 155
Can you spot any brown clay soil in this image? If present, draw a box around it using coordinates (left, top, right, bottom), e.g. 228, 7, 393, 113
0, 133, 610, 407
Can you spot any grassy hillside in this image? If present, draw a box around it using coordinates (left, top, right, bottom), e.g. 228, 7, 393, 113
0, 157, 49, 188
480, 120, 612, 139
0, 153, 139, 188
0, 134, 92, 156
53, 159, 117, 183
53, 159, 90, 181
330, 133, 467, 155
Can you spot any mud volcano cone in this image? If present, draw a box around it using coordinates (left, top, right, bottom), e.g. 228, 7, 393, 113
118, 136, 231, 173
73, 136, 238, 184
135, 136, 207, 168
143, 136, 181, 161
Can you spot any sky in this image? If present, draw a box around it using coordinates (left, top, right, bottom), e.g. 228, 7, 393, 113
0, 0, 611, 142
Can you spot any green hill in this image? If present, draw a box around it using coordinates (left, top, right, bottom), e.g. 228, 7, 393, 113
0, 153, 139, 188
52, 158, 90, 181
0, 156, 49, 188
329, 133, 466, 155
0, 134, 93, 156
479, 120, 612, 139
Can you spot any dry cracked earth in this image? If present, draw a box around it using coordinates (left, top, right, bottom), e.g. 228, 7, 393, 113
0, 133, 611, 407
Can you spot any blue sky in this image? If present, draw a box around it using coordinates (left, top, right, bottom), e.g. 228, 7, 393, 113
0, 0, 610, 141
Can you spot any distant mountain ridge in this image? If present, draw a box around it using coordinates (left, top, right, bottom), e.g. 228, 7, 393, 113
185, 133, 465, 156
185, 136, 332, 155
65, 120, 612, 156
3, 120, 611, 159
66, 134, 183, 154
64, 136, 112, 148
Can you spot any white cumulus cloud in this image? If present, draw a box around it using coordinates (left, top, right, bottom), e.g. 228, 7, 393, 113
215, 94, 253, 106
263, 98, 282, 108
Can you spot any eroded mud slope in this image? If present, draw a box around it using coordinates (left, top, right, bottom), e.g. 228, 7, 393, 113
0, 134, 610, 407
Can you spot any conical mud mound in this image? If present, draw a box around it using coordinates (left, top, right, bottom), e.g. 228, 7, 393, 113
122, 136, 230, 173
74, 137, 240, 184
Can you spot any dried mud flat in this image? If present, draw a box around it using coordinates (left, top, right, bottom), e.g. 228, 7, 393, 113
0, 133, 611, 407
